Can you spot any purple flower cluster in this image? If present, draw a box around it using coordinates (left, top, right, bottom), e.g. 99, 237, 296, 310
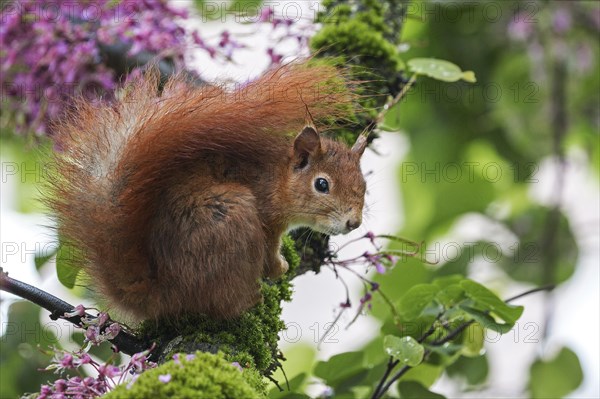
34, 305, 158, 398
39, 376, 109, 399
63, 305, 121, 347
257, 5, 315, 65
0, 0, 193, 135
1, 1, 320, 136
321, 232, 422, 330
38, 345, 156, 399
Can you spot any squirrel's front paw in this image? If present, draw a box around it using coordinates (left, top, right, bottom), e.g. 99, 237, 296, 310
265, 254, 289, 279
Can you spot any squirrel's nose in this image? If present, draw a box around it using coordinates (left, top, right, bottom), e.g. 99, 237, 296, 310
346, 218, 361, 231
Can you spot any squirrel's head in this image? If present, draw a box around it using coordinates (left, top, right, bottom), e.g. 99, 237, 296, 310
285, 126, 366, 235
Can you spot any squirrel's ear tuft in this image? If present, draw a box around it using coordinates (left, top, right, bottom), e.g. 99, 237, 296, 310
293, 126, 321, 168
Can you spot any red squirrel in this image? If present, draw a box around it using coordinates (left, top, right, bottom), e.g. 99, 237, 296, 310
47, 63, 367, 320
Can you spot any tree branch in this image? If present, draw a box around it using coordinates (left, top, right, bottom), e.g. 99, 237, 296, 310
0, 268, 149, 356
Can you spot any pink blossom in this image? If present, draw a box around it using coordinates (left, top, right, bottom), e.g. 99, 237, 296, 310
259, 6, 274, 23
508, 12, 534, 41
0, 0, 203, 136
552, 8, 572, 34
85, 325, 100, 344
60, 354, 74, 368
96, 312, 109, 327
104, 323, 121, 339
64, 304, 86, 318
99, 364, 121, 378
340, 300, 352, 308
360, 293, 372, 304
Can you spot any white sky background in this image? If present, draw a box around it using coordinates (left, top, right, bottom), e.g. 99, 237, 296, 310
0, 1, 598, 397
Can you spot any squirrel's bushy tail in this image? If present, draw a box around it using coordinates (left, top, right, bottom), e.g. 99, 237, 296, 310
46, 62, 354, 319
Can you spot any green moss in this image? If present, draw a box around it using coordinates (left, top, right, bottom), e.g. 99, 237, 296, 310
311, 0, 409, 145
278, 235, 300, 301
137, 236, 300, 375
311, 19, 403, 88
105, 352, 266, 399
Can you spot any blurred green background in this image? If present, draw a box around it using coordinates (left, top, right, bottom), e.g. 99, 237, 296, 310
1, 1, 598, 398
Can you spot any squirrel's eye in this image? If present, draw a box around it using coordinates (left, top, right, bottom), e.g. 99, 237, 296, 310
314, 177, 329, 193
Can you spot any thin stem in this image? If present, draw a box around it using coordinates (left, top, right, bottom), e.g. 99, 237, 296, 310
376, 73, 418, 126
505, 285, 555, 303
331, 234, 372, 253
317, 306, 347, 350
430, 321, 474, 346
377, 364, 411, 397
355, 73, 419, 152
375, 289, 400, 321
371, 356, 397, 399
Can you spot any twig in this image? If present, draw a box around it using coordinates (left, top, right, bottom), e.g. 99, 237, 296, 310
355, 73, 418, 150
430, 321, 474, 346
267, 370, 285, 392
0, 268, 149, 356
505, 285, 556, 303
318, 303, 347, 350
376, 364, 411, 396
371, 356, 396, 399
376, 73, 417, 125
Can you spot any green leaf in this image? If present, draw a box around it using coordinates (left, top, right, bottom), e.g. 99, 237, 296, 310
432, 275, 463, 289
446, 355, 489, 386
435, 284, 465, 308
34, 247, 57, 271
459, 306, 513, 334
460, 322, 484, 357
398, 381, 446, 399
399, 284, 440, 320
56, 244, 82, 289
349, 385, 371, 399
460, 280, 523, 324
313, 352, 365, 386
401, 363, 443, 388
408, 58, 476, 83
529, 347, 583, 398
383, 335, 424, 367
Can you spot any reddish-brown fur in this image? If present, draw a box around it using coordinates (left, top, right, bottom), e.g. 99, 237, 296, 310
47, 63, 366, 320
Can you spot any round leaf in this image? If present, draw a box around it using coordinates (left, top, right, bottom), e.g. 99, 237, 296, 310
461, 322, 485, 357
529, 347, 583, 398
383, 335, 425, 367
